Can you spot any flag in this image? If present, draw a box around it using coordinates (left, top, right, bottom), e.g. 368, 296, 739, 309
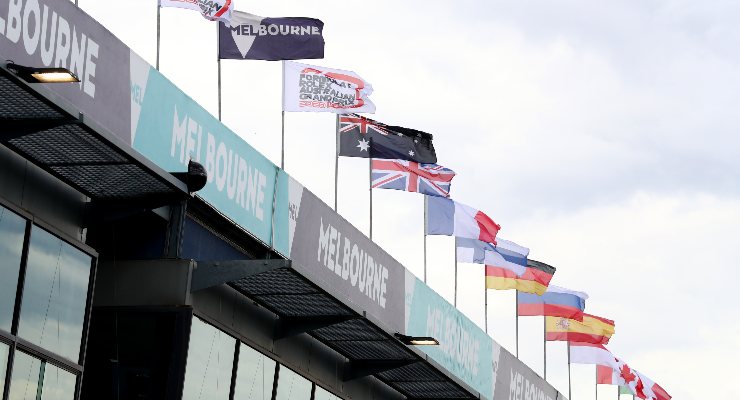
457, 237, 528, 276
160, 0, 233, 22
546, 313, 615, 344
283, 61, 375, 113
219, 11, 324, 60
633, 371, 671, 400
339, 114, 436, 163
371, 159, 455, 197
517, 285, 588, 321
570, 342, 619, 368
426, 197, 500, 244
485, 260, 555, 295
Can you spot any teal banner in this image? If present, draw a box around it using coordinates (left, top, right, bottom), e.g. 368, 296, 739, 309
405, 271, 493, 399
130, 54, 278, 245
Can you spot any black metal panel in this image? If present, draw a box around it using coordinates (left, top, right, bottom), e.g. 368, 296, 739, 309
328, 340, 414, 361
0, 75, 66, 119
8, 124, 127, 165
377, 362, 448, 382
312, 319, 387, 342
389, 381, 473, 399
49, 164, 174, 199
254, 294, 353, 318
230, 268, 317, 295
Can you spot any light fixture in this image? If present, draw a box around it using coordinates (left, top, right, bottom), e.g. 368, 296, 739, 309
394, 333, 439, 346
6, 62, 80, 83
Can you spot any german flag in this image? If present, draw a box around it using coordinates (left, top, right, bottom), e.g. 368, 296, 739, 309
485, 259, 555, 295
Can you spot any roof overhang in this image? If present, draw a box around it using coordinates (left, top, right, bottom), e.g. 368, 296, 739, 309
0, 65, 189, 208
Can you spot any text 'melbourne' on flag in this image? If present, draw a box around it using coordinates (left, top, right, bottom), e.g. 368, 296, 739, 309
219, 11, 324, 60
339, 114, 437, 163
371, 159, 455, 197
485, 259, 555, 295
283, 61, 375, 114
517, 285, 588, 321
160, 0, 233, 23
426, 197, 500, 244
545, 313, 615, 344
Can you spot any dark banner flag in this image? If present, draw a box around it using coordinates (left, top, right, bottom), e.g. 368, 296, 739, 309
338, 114, 437, 163
219, 11, 324, 60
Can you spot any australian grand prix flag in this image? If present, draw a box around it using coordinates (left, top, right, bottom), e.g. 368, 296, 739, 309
339, 114, 437, 163
160, 0, 233, 22
219, 11, 324, 60
283, 61, 376, 113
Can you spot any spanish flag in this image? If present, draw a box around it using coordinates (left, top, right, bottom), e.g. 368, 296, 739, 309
545, 313, 615, 344
485, 259, 555, 295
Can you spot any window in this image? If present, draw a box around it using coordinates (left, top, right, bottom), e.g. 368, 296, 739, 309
0, 205, 26, 332
182, 318, 236, 400
233, 342, 276, 400
7, 351, 77, 400
314, 386, 342, 400
274, 364, 312, 400
0, 341, 9, 395
17, 226, 92, 362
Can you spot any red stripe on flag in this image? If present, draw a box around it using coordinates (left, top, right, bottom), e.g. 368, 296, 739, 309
474, 211, 500, 245
584, 313, 616, 327
596, 365, 614, 384
518, 303, 584, 321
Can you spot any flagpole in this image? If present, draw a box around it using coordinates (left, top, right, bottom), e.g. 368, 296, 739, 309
595, 366, 598, 400
281, 62, 286, 170
334, 115, 340, 211
156, 0, 161, 71
217, 24, 222, 121
543, 315, 547, 380
369, 156, 373, 240
453, 241, 458, 307
515, 290, 519, 358
484, 277, 488, 334
423, 196, 428, 283
568, 341, 572, 400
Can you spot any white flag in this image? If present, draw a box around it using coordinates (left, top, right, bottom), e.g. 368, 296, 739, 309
159, 0, 233, 23
282, 61, 376, 114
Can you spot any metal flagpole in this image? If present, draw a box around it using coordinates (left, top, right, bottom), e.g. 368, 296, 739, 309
217, 25, 222, 121
334, 115, 340, 211
568, 341, 572, 400
543, 315, 547, 380
453, 241, 458, 307
515, 290, 519, 357
423, 196, 428, 283
484, 275, 488, 333
595, 366, 598, 400
156, 0, 161, 71
280, 62, 286, 169
369, 156, 373, 240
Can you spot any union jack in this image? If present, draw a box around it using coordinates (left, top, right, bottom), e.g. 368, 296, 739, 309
339, 114, 389, 135
371, 159, 455, 197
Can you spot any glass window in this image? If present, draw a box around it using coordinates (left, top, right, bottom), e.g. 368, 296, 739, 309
233, 343, 276, 400
8, 351, 76, 400
314, 386, 342, 400
274, 365, 312, 400
0, 342, 9, 395
17, 226, 92, 362
182, 318, 236, 400
0, 205, 26, 332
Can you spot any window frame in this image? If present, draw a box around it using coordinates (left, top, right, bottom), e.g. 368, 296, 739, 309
0, 197, 98, 400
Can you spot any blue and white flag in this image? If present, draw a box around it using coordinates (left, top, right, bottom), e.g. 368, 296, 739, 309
219, 11, 324, 60
456, 237, 528, 275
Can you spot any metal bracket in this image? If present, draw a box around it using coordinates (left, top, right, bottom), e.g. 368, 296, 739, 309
343, 358, 418, 381
191, 259, 291, 292
275, 315, 358, 340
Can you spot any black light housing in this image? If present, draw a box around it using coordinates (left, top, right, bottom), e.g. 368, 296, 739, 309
394, 333, 439, 346
172, 160, 208, 193
6, 62, 80, 83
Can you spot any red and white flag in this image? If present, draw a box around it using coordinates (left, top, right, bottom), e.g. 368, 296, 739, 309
426, 197, 501, 244
283, 61, 376, 113
160, 0, 233, 23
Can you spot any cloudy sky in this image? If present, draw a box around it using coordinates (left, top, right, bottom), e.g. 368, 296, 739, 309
78, 1, 740, 398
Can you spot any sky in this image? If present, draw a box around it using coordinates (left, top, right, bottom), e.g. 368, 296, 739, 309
76, 1, 740, 399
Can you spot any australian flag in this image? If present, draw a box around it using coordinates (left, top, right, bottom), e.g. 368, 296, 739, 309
338, 114, 437, 163
371, 159, 455, 197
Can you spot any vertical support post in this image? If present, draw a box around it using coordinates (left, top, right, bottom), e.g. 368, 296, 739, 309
515, 290, 519, 358
369, 156, 373, 240
544, 315, 547, 380
595, 366, 598, 400
217, 24, 222, 121
484, 270, 488, 334
568, 341, 572, 400
453, 241, 458, 307
165, 200, 187, 258
156, 1, 161, 71
334, 115, 340, 211
423, 196, 428, 283
280, 61, 286, 170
